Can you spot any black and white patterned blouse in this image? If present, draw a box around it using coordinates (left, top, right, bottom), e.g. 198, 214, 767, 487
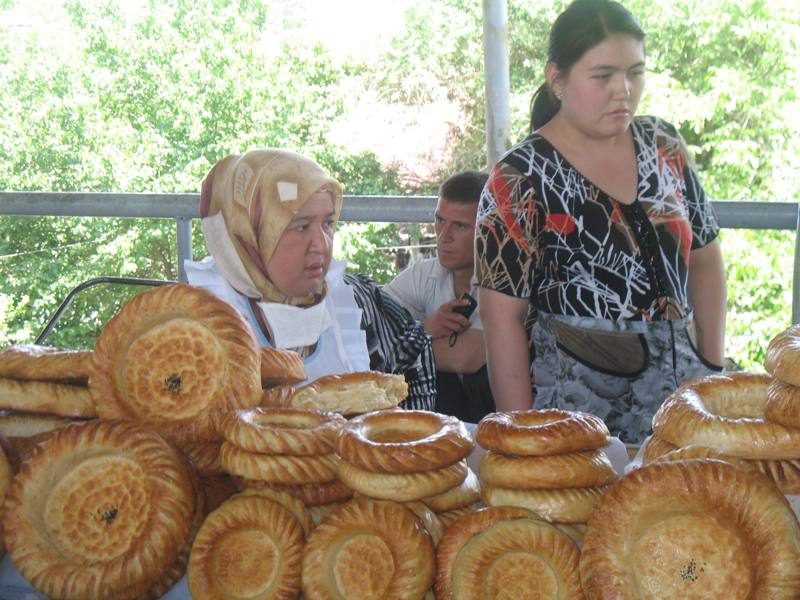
475, 116, 719, 322
345, 273, 436, 411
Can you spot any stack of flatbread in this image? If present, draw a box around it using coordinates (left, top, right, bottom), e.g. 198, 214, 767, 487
0, 344, 96, 463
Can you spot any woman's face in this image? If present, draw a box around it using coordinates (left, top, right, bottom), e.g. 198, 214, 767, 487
266, 191, 336, 298
551, 34, 646, 139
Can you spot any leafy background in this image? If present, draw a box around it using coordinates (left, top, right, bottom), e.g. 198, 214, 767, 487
0, 0, 798, 370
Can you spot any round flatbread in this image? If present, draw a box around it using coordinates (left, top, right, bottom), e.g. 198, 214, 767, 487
90, 283, 262, 445
580, 459, 800, 599
2, 420, 197, 600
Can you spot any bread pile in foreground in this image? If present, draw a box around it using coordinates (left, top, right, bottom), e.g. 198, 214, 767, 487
0, 344, 95, 463
3, 282, 800, 599
647, 325, 800, 494
476, 409, 617, 527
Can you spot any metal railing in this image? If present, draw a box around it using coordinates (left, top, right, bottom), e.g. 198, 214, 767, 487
1, 191, 799, 322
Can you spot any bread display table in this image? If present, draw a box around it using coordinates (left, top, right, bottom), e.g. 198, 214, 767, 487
0, 426, 631, 599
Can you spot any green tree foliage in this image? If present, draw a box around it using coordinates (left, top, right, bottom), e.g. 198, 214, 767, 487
363, 0, 799, 369
0, 0, 798, 371
0, 0, 404, 346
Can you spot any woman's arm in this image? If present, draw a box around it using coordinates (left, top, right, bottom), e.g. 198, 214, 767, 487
478, 287, 533, 410
688, 238, 726, 367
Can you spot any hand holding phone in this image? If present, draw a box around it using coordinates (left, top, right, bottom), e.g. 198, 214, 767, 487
451, 292, 478, 319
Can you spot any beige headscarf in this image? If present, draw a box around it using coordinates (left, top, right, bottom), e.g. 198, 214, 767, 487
200, 149, 343, 306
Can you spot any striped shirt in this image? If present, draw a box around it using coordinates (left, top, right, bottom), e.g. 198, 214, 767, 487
345, 273, 436, 411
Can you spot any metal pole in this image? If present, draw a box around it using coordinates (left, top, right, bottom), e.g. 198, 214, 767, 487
176, 216, 193, 283
794, 204, 800, 324
482, 0, 511, 168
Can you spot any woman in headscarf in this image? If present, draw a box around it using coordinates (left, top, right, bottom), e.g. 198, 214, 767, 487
185, 149, 436, 410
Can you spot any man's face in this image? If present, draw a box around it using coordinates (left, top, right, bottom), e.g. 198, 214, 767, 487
434, 197, 477, 272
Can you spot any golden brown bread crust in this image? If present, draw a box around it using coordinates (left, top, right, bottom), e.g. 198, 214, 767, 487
435, 506, 535, 600
301, 497, 435, 599
3, 420, 196, 600
476, 409, 610, 456
336, 458, 468, 502
337, 409, 473, 473
765, 378, 800, 427
136, 453, 205, 600
0, 378, 96, 417
765, 324, 800, 386
0, 443, 11, 556
0, 412, 93, 465
221, 407, 345, 456
260, 385, 296, 408
260, 347, 306, 386
482, 485, 609, 524
404, 500, 444, 546
651, 372, 800, 459
479, 449, 617, 489
308, 501, 347, 527
220, 442, 338, 484
235, 476, 354, 507
289, 371, 408, 415
188, 494, 306, 600
641, 434, 678, 463
421, 468, 481, 512
451, 517, 584, 600
553, 522, 587, 548
181, 441, 223, 476
0, 344, 91, 383
644, 436, 800, 494
89, 283, 262, 444
0, 411, 84, 438
437, 505, 480, 528
652, 445, 757, 473
580, 459, 800, 599
231, 487, 312, 537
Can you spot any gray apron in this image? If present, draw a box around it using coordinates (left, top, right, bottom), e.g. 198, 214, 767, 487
532, 311, 723, 444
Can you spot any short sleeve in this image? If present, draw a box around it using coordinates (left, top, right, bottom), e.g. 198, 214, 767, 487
683, 158, 720, 249
474, 160, 537, 299
382, 263, 428, 321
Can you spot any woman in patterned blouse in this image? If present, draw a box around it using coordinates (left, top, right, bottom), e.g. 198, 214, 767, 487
475, 0, 726, 443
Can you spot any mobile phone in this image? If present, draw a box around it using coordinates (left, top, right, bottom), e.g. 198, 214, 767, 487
452, 292, 478, 319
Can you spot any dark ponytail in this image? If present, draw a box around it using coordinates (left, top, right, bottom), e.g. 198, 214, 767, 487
529, 0, 645, 132
530, 83, 561, 133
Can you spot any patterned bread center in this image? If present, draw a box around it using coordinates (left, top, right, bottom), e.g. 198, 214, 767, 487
333, 533, 395, 599
485, 552, 558, 600
122, 319, 225, 419
213, 529, 279, 597
44, 455, 149, 564
631, 513, 751, 599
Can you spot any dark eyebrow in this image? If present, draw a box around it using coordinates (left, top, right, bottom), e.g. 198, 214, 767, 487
289, 210, 336, 223
589, 61, 645, 72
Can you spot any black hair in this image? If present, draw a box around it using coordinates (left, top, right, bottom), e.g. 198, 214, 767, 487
439, 170, 489, 205
529, 0, 645, 132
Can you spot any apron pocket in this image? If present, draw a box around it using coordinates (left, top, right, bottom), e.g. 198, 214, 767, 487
553, 320, 648, 378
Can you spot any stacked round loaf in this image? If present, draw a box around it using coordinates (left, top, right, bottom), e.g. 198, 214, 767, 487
336, 409, 475, 505
476, 409, 617, 525
220, 406, 352, 511
0, 344, 96, 464
650, 345, 800, 494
